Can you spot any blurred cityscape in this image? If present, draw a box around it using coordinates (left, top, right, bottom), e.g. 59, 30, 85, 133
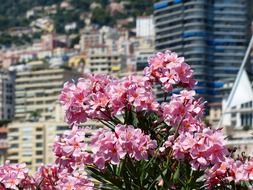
0, 0, 252, 172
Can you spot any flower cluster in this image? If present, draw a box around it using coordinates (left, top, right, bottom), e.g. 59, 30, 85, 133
0, 162, 94, 190
172, 128, 229, 170
162, 90, 205, 132
59, 74, 112, 124
57, 169, 94, 190
53, 124, 157, 170
144, 50, 196, 91
206, 158, 253, 188
53, 125, 92, 171
91, 124, 157, 169
0, 162, 34, 189
60, 74, 159, 124
4, 49, 253, 189
34, 164, 59, 190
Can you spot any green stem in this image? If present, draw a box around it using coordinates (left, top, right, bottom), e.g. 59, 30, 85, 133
98, 119, 114, 130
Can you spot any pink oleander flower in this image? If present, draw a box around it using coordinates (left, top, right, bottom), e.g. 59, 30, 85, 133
53, 126, 92, 171
205, 160, 230, 188
162, 90, 205, 132
60, 73, 159, 125
91, 128, 126, 169
57, 169, 94, 190
91, 124, 157, 169
86, 91, 110, 119
144, 50, 196, 92
123, 75, 159, 112
34, 165, 94, 190
0, 162, 34, 189
59, 74, 112, 124
105, 79, 127, 115
115, 125, 157, 161
34, 164, 59, 190
59, 80, 88, 124
235, 158, 253, 182
204, 157, 250, 188
173, 128, 228, 170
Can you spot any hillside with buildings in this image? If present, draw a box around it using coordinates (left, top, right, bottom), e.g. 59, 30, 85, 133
0, 0, 156, 170
0, 0, 155, 47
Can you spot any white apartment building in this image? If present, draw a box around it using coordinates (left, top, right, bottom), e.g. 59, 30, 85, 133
222, 69, 253, 156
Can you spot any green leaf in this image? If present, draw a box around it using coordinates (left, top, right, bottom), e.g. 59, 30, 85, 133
173, 162, 181, 183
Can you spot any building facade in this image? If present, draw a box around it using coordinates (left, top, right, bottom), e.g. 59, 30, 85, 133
0, 123, 8, 165
221, 69, 253, 155
154, 0, 251, 107
86, 47, 124, 74
0, 70, 15, 121
136, 16, 155, 37
14, 66, 79, 121
7, 120, 101, 172
7, 65, 84, 171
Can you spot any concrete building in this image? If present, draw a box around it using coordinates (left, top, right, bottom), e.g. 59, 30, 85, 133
0, 70, 15, 121
136, 16, 155, 37
136, 50, 154, 71
7, 120, 101, 172
80, 28, 101, 52
86, 46, 124, 74
7, 64, 85, 171
221, 69, 253, 156
0, 123, 8, 165
222, 70, 253, 129
154, 0, 252, 108
14, 66, 79, 121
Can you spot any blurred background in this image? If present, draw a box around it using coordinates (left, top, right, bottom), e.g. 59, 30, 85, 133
0, 0, 252, 172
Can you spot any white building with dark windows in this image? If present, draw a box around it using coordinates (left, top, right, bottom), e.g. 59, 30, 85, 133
222, 69, 253, 155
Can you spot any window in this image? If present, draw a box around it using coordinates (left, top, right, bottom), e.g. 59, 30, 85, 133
36, 159, 43, 163
10, 144, 19, 148
36, 135, 43, 139
9, 128, 18, 132
36, 143, 43, 147
36, 128, 43, 132
36, 151, 43, 155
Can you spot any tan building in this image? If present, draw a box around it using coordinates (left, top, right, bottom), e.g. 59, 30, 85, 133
15, 66, 79, 121
8, 122, 45, 171
7, 65, 84, 171
87, 47, 124, 74
8, 120, 101, 172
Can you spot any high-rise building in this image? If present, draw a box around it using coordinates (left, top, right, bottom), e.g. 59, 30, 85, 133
14, 65, 79, 121
154, 0, 252, 108
7, 64, 82, 170
0, 70, 15, 121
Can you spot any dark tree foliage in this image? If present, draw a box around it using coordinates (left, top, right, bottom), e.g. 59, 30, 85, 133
91, 7, 113, 26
